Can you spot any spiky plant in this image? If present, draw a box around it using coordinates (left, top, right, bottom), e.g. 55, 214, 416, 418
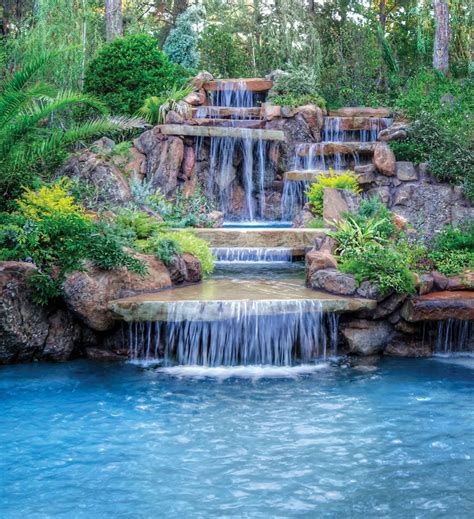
0, 54, 141, 208
137, 85, 193, 125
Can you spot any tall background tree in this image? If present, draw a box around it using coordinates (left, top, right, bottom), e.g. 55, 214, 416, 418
432, 0, 450, 73
105, 0, 123, 41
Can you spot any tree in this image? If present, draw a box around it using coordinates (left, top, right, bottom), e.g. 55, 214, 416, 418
432, 0, 450, 73
105, 0, 123, 41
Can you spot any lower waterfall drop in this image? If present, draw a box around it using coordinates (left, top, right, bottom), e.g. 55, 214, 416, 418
127, 301, 339, 366
433, 319, 474, 354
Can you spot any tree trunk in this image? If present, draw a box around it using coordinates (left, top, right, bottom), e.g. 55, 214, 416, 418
159, 0, 188, 47
432, 0, 450, 73
105, 0, 123, 42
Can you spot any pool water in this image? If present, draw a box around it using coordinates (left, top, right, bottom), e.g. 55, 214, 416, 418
1, 357, 473, 518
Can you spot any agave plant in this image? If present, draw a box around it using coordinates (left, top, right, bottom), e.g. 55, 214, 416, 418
137, 84, 193, 125
0, 54, 141, 208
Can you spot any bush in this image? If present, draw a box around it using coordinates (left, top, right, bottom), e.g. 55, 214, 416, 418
306, 170, 361, 217
84, 34, 190, 114
428, 223, 474, 275
166, 231, 215, 276
137, 85, 192, 125
340, 244, 416, 295
269, 93, 326, 109
0, 180, 145, 304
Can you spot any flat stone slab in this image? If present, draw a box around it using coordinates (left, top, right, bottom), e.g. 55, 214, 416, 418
328, 107, 391, 118
324, 116, 392, 131
402, 291, 474, 321
191, 107, 262, 118
158, 124, 285, 141
297, 142, 376, 156
204, 79, 273, 92
109, 278, 376, 322
191, 228, 327, 248
285, 170, 323, 181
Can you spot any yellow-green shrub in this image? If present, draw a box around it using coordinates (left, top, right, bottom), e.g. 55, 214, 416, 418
306, 170, 361, 217
167, 231, 216, 276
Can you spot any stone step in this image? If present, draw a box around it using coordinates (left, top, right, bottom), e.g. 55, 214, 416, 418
109, 279, 376, 322
324, 116, 392, 131
296, 142, 377, 156
191, 107, 262, 118
158, 124, 285, 141
284, 170, 323, 182
328, 107, 391, 118
192, 118, 265, 129
191, 228, 327, 249
204, 78, 273, 92
402, 291, 474, 321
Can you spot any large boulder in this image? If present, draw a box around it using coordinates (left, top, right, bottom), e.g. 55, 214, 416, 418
308, 268, 357, 296
0, 262, 80, 363
323, 188, 360, 224
384, 337, 431, 357
378, 122, 408, 142
395, 161, 418, 182
341, 318, 394, 355
305, 251, 338, 285
401, 291, 474, 322
373, 142, 396, 176
63, 254, 173, 332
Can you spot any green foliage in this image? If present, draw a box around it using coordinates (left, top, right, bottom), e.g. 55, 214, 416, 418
269, 93, 326, 109
141, 236, 183, 265
198, 25, 251, 78
306, 171, 361, 217
428, 223, 474, 275
340, 244, 416, 295
351, 196, 397, 240
0, 54, 138, 209
137, 85, 193, 125
115, 209, 166, 241
166, 231, 215, 276
84, 34, 190, 114
163, 6, 203, 69
305, 218, 326, 229
0, 181, 145, 304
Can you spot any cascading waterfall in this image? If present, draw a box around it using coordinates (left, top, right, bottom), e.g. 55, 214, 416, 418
433, 319, 474, 354
127, 300, 339, 365
212, 247, 293, 263
196, 81, 270, 221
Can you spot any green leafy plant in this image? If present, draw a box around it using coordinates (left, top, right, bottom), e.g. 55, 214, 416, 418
0, 55, 137, 209
270, 93, 326, 109
137, 85, 193, 125
84, 34, 190, 114
428, 223, 474, 275
306, 170, 361, 217
166, 231, 215, 276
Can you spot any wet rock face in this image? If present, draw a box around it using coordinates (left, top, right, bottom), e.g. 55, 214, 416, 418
401, 291, 474, 322
341, 318, 394, 355
384, 337, 431, 357
0, 262, 81, 364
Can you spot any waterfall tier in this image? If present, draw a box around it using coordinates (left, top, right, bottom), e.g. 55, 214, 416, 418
212, 247, 295, 263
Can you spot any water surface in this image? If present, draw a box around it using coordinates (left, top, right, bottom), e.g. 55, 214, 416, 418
1, 358, 473, 518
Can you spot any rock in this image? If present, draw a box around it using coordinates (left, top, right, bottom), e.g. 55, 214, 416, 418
183, 253, 202, 283
396, 161, 418, 181
294, 105, 324, 137
431, 271, 449, 290
392, 213, 408, 231
378, 122, 408, 142
85, 347, 127, 361
446, 273, 474, 290
356, 281, 384, 300
392, 184, 415, 206
418, 274, 435, 295
123, 147, 146, 181
314, 235, 337, 254
91, 137, 115, 151
181, 145, 195, 179
354, 164, 376, 185
401, 291, 474, 321
373, 142, 396, 176
207, 211, 224, 228
309, 268, 357, 295
0, 262, 80, 364
384, 338, 431, 357
323, 188, 360, 224
140, 134, 184, 196
262, 103, 281, 120
60, 151, 132, 207
165, 110, 184, 125
306, 251, 338, 285
183, 89, 207, 106
367, 186, 391, 205
372, 293, 408, 319
228, 185, 247, 217
293, 204, 315, 228
341, 319, 393, 355
191, 71, 214, 90
63, 254, 173, 332
329, 107, 391, 118
393, 319, 419, 334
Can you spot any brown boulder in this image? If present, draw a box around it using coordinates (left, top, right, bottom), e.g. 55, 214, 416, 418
306, 251, 338, 285
373, 142, 396, 176
181, 145, 195, 179
323, 188, 360, 224
63, 254, 172, 332
341, 318, 394, 355
401, 291, 474, 322
385, 338, 431, 357
309, 268, 357, 295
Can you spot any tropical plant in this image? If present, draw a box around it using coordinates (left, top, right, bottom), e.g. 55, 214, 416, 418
84, 34, 190, 114
306, 171, 361, 217
0, 54, 138, 209
428, 223, 474, 275
137, 85, 193, 125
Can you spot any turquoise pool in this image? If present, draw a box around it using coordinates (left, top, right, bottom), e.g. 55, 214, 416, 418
1, 357, 473, 518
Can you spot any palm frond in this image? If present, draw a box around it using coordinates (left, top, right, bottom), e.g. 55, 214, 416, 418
1, 53, 52, 94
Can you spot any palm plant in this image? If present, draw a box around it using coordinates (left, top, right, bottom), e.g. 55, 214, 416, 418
0, 54, 141, 208
137, 84, 193, 125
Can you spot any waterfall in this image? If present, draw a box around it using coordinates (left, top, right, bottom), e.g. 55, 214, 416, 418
281, 178, 310, 221
212, 247, 293, 263
127, 301, 339, 366
433, 320, 474, 354
196, 81, 270, 221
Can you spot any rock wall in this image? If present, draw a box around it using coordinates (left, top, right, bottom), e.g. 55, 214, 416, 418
0, 254, 202, 365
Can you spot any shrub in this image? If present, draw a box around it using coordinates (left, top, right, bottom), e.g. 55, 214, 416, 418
271, 66, 321, 97
166, 231, 215, 276
428, 223, 474, 275
84, 34, 190, 114
269, 93, 326, 109
0, 181, 145, 304
137, 85, 193, 125
340, 244, 416, 295
306, 170, 361, 217
429, 250, 474, 277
